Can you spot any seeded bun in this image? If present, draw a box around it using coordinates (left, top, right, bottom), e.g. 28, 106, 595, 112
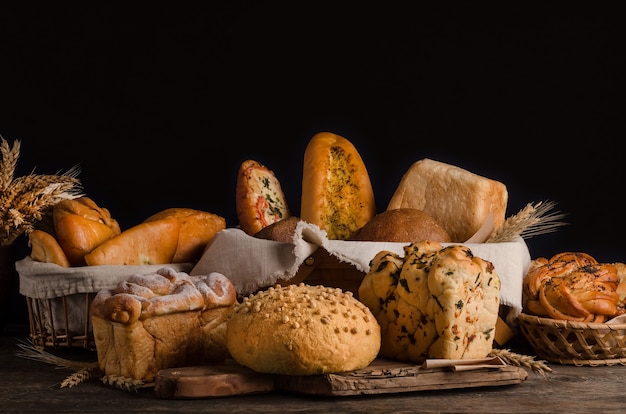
226, 283, 381, 375
351, 208, 451, 243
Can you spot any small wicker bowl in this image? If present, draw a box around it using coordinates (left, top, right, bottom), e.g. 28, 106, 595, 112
517, 313, 626, 366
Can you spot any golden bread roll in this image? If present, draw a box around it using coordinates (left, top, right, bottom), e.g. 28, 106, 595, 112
53, 196, 121, 266
350, 208, 451, 243
226, 283, 381, 375
387, 158, 508, 243
522, 252, 621, 322
236, 159, 291, 236
144, 207, 226, 263
28, 229, 71, 267
301, 132, 376, 240
84, 218, 180, 266
91, 267, 237, 382
358, 241, 501, 362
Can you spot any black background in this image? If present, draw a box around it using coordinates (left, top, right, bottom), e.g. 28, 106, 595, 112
1, 4, 624, 328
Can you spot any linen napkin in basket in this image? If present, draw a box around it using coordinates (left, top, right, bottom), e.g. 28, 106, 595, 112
191, 221, 531, 317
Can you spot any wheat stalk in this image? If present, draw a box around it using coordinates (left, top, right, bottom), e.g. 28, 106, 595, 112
101, 375, 147, 392
15, 339, 102, 388
0, 136, 83, 246
489, 348, 552, 376
487, 200, 568, 243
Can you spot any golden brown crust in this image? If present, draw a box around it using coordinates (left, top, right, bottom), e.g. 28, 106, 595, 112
144, 208, 226, 263
84, 218, 180, 266
90, 268, 237, 382
226, 283, 380, 375
350, 208, 451, 243
387, 159, 508, 243
53, 197, 121, 266
236, 159, 291, 236
300, 132, 376, 240
28, 229, 71, 267
522, 252, 621, 322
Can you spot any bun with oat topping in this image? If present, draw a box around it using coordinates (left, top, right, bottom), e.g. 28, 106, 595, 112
226, 283, 381, 375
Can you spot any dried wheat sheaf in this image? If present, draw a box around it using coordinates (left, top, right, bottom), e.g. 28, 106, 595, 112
0, 136, 83, 246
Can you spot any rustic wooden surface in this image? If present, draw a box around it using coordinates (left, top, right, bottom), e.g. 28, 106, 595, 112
154, 358, 527, 399
2, 333, 626, 413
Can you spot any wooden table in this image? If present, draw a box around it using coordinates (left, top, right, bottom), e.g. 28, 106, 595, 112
1, 333, 625, 413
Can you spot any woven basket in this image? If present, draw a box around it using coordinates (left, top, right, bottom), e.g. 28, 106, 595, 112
517, 312, 626, 366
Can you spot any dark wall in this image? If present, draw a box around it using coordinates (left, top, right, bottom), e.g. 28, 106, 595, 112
1, 4, 623, 327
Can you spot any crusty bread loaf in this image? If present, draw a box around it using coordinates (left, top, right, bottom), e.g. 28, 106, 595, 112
226, 283, 381, 375
350, 208, 451, 243
387, 159, 508, 243
236, 159, 291, 236
358, 241, 501, 362
301, 132, 376, 240
28, 229, 71, 267
91, 267, 237, 382
84, 218, 180, 266
144, 208, 226, 263
53, 197, 121, 266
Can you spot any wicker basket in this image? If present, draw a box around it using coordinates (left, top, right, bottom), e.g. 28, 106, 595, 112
25, 292, 98, 350
517, 312, 626, 366
17, 258, 194, 351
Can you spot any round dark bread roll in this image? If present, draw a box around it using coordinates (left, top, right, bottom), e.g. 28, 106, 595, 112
253, 216, 301, 243
226, 283, 381, 375
351, 208, 451, 243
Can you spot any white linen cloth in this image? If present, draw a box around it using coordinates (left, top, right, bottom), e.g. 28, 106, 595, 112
191, 221, 531, 317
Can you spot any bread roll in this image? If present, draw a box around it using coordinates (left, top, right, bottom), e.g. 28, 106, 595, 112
358, 241, 501, 362
84, 218, 180, 266
253, 216, 301, 243
28, 229, 71, 267
301, 132, 376, 240
91, 267, 237, 382
144, 208, 226, 263
53, 196, 121, 266
387, 159, 508, 243
350, 208, 451, 243
236, 159, 291, 236
226, 283, 381, 375
522, 252, 621, 322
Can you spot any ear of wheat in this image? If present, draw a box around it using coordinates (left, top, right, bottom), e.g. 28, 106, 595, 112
487, 200, 568, 243
1, 136, 83, 247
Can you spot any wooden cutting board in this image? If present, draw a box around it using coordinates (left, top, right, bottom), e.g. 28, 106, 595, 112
154, 358, 528, 399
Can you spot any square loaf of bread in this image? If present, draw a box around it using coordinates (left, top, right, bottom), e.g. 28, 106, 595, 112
90, 267, 236, 383
387, 158, 508, 243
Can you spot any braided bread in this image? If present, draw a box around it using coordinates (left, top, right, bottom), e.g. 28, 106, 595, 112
522, 252, 623, 323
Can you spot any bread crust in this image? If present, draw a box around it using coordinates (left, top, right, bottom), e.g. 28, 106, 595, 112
300, 132, 376, 240
53, 197, 121, 266
144, 208, 226, 263
28, 229, 71, 267
84, 218, 180, 266
91, 268, 236, 382
351, 208, 451, 243
387, 159, 508, 243
236, 159, 291, 236
226, 283, 381, 375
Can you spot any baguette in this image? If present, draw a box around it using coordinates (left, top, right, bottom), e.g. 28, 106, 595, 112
84, 218, 180, 266
300, 132, 376, 240
144, 208, 226, 263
